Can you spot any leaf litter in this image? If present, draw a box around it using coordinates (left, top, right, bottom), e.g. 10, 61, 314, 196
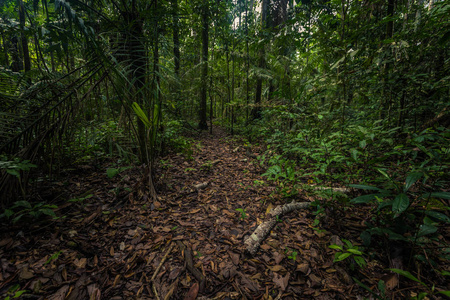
0, 127, 431, 299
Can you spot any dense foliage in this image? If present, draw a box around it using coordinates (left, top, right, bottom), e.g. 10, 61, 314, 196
0, 0, 449, 297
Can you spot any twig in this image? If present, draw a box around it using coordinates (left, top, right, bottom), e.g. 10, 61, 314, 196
151, 243, 174, 281
151, 243, 174, 300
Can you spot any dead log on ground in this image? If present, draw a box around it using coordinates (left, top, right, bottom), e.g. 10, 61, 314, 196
244, 201, 311, 256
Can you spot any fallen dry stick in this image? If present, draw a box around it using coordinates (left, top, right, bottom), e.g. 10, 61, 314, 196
151, 243, 175, 300
244, 201, 311, 256
176, 241, 206, 292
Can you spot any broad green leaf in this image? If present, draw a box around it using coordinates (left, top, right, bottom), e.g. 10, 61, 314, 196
430, 192, 450, 199
2, 209, 14, 218
378, 280, 386, 297
347, 249, 363, 255
13, 290, 28, 298
359, 140, 367, 149
354, 255, 366, 268
417, 224, 437, 237
334, 252, 352, 262
13, 201, 31, 208
329, 244, 343, 250
392, 193, 409, 214
424, 211, 450, 223
351, 193, 380, 204
348, 184, 381, 191
6, 169, 20, 177
106, 168, 119, 178
404, 172, 423, 192
350, 149, 359, 161
389, 269, 426, 286
132, 102, 150, 127
438, 291, 450, 296
377, 168, 391, 180
39, 208, 56, 217
352, 277, 377, 296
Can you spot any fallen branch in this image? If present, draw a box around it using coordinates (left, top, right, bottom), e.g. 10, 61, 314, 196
176, 241, 206, 292
312, 186, 351, 193
151, 243, 174, 300
244, 201, 311, 256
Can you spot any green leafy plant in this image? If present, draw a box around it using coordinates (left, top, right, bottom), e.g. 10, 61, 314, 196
0, 156, 37, 178
329, 239, 366, 268
45, 250, 63, 265
388, 269, 450, 299
106, 166, 132, 179
235, 208, 247, 220
0, 201, 58, 224
285, 248, 298, 262
68, 194, 93, 203
4, 284, 28, 300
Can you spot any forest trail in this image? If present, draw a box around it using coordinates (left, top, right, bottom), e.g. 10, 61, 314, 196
1, 128, 358, 299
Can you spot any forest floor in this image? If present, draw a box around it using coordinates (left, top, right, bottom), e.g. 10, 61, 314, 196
0, 127, 432, 299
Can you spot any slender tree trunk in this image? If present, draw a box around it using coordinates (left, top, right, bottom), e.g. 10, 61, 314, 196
199, 3, 209, 130
245, 0, 250, 123
18, 0, 31, 73
172, 0, 180, 77
125, 4, 147, 164
1, 31, 9, 67
10, 36, 21, 72
381, 0, 395, 121
252, 0, 269, 120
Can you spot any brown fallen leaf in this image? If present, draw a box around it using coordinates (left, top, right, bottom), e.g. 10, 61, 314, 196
184, 282, 199, 300
168, 267, 182, 280
273, 272, 290, 291
268, 265, 287, 273
239, 273, 260, 292
73, 258, 87, 269
308, 273, 322, 288
273, 252, 284, 264
19, 267, 34, 280
228, 251, 240, 265
381, 273, 399, 290
296, 263, 310, 274
47, 285, 70, 300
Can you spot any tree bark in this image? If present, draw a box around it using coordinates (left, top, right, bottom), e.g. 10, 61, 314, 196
245, 201, 311, 256
198, 3, 209, 130
252, 0, 269, 120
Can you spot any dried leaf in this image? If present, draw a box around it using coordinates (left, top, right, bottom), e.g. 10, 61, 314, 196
184, 282, 199, 300
47, 285, 70, 300
19, 267, 34, 279
296, 263, 310, 274
73, 258, 87, 269
273, 272, 290, 291
268, 265, 287, 273
228, 251, 240, 265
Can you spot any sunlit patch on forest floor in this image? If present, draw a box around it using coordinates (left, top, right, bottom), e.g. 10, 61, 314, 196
0, 127, 447, 299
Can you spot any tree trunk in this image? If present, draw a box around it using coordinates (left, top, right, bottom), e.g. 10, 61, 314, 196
10, 36, 21, 72
198, 3, 209, 130
172, 0, 180, 77
125, 4, 147, 164
18, 0, 30, 74
252, 0, 269, 120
